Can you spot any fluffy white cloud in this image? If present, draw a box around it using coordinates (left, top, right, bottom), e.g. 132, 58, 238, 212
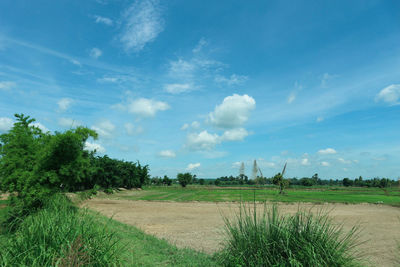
376, 84, 400, 104
124, 122, 143, 135
209, 94, 256, 129
84, 141, 106, 153
0, 81, 16, 91
214, 74, 248, 86
58, 117, 81, 128
164, 83, 193, 94
90, 48, 102, 59
186, 162, 201, 170
221, 128, 248, 141
168, 59, 195, 79
186, 130, 220, 150
301, 158, 310, 166
91, 120, 115, 138
0, 117, 13, 132
94, 15, 113, 26
32, 122, 49, 132
181, 123, 189, 130
57, 98, 73, 112
158, 150, 176, 158
119, 98, 170, 117
120, 0, 164, 52
320, 161, 330, 167
318, 148, 337, 155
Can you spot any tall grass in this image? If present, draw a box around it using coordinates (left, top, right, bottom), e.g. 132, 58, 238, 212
217, 203, 362, 267
0, 194, 122, 266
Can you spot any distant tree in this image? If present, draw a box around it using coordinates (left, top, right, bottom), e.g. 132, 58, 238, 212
272, 163, 289, 194
342, 178, 353, 187
199, 178, 205, 185
163, 175, 172, 186
177, 172, 193, 187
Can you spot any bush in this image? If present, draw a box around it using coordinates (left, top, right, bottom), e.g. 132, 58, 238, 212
0, 195, 122, 266
217, 203, 362, 267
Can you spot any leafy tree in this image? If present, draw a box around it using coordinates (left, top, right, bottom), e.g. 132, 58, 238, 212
272, 163, 289, 194
162, 175, 172, 186
177, 172, 193, 187
199, 178, 205, 185
342, 178, 353, 187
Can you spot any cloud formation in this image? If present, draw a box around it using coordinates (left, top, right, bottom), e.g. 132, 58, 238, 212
91, 120, 115, 138
57, 98, 73, 112
124, 122, 143, 135
158, 150, 176, 158
164, 83, 193, 94
84, 141, 106, 153
186, 130, 220, 150
0, 117, 13, 132
376, 84, 400, 104
208, 94, 255, 129
0, 81, 16, 91
93, 15, 113, 26
214, 74, 248, 86
120, 0, 164, 52
90, 48, 102, 59
58, 117, 81, 128
118, 98, 170, 118
318, 148, 337, 155
220, 128, 249, 141
186, 162, 200, 170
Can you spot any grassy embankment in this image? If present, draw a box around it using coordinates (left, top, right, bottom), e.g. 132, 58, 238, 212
0, 196, 217, 267
104, 185, 400, 206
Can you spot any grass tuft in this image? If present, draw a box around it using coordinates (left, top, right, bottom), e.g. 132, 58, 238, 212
217, 203, 363, 267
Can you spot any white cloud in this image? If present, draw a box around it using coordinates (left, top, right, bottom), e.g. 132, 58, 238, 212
91, 120, 115, 138
124, 122, 143, 135
321, 161, 330, 167
57, 98, 73, 112
221, 128, 248, 141
0, 117, 13, 132
181, 121, 200, 130
186, 162, 201, 171
118, 98, 170, 117
214, 74, 248, 86
32, 122, 49, 132
376, 84, 400, 104
192, 38, 208, 53
318, 148, 337, 155
168, 59, 195, 79
158, 150, 176, 158
0, 81, 16, 91
338, 158, 352, 164
316, 116, 324, 122
70, 59, 81, 66
94, 15, 113, 26
321, 73, 335, 88
84, 141, 106, 153
208, 94, 256, 129
287, 92, 296, 104
301, 158, 310, 166
120, 0, 164, 52
90, 48, 102, 59
164, 83, 193, 94
58, 117, 81, 128
186, 130, 220, 151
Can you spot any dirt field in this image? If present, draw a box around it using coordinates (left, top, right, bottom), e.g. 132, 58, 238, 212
83, 198, 400, 267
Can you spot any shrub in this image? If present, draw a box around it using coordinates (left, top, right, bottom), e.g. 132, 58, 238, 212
0, 195, 122, 266
217, 203, 362, 267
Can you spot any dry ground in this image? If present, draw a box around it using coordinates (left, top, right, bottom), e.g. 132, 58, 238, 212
83, 198, 400, 267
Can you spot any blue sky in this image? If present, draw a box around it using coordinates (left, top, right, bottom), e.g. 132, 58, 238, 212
0, 0, 399, 179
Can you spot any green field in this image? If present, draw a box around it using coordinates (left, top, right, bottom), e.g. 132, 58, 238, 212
106, 185, 400, 206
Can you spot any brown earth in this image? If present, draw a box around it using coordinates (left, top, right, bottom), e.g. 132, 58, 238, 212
83, 199, 400, 267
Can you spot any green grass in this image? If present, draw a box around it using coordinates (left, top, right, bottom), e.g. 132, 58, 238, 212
104, 185, 400, 206
217, 203, 363, 267
0, 195, 218, 267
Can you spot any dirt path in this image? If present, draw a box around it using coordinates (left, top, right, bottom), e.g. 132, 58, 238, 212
83, 199, 400, 267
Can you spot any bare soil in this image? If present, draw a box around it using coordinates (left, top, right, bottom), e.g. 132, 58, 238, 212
83, 198, 400, 267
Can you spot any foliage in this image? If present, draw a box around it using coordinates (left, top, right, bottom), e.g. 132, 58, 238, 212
0, 195, 122, 266
177, 173, 194, 187
217, 203, 362, 267
90, 155, 149, 190
272, 172, 289, 194
0, 114, 97, 228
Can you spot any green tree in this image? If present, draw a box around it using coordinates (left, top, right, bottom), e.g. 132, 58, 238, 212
272, 163, 289, 194
177, 172, 193, 187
